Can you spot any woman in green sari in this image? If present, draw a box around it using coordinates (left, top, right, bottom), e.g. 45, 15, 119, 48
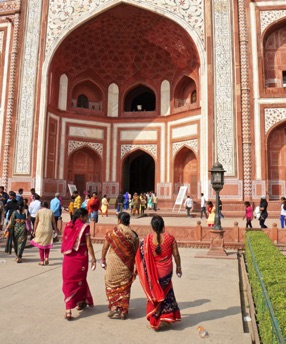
5, 202, 30, 263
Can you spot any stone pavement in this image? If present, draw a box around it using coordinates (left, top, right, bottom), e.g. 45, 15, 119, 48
0, 236, 252, 344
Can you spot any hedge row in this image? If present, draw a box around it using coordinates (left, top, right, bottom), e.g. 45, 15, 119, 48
245, 231, 286, 343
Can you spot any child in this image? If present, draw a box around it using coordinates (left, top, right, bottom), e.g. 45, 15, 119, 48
243, 201, 253, 228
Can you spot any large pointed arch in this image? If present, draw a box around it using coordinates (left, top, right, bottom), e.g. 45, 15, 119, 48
36, 2, 207, 195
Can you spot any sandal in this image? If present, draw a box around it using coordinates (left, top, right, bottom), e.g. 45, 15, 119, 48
38, 262, 44, 266
44, 259, 49, 265
107, 309, 119, 318
65, 310, 73, 321
76, 302, 87, 311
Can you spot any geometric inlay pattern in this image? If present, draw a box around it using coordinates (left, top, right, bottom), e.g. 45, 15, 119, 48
121, 144, 157, 159
68, 140, 103, 157
46, 0, 205, 55
51, 4, 200, 87
260, 10, 286, 33
265, 108, 286, 134
172, 139, 198, 157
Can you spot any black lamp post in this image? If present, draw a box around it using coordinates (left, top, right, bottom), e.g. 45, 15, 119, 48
210, 162, 226, 230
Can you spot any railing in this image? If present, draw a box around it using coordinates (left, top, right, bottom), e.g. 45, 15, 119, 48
246, 235, 285, 344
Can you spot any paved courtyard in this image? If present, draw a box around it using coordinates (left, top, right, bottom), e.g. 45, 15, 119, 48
0, 228, 252, 344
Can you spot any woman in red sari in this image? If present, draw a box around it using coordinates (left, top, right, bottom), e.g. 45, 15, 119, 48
101, 212, 139, 319
61, 208, 96, 320
136, 215, 182, 330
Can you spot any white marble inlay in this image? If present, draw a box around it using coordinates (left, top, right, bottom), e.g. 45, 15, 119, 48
46, 0, 205, 57
14, 1, 42, 174
69, 126, 104, 139
260, 10, 286, 33
265, 108, 286, 134
172, 124, 197, 139
120, 130, 157, 141
212, 0, 235, 175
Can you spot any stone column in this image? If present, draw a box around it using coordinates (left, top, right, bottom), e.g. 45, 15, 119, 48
2, 9, 21, 189
238, 0, 252, 198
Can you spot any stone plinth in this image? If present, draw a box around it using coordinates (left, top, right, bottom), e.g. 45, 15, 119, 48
206, 229, 228, 257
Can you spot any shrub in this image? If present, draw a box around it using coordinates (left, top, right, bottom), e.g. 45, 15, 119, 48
245, 231, 286, 343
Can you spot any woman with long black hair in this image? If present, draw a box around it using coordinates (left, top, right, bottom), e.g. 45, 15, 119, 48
136, 215, 182, 330
61, 208, 96, 320
5, 202, 30, 263
101, 212, 139, 319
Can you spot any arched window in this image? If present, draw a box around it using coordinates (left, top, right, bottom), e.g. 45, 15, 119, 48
124, 85, 155, 112
174, 76, 196, 108
77, 94, 89, 108
264, 24, 286, 87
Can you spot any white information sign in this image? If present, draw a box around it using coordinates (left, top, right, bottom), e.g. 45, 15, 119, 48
173, 186, 188, 212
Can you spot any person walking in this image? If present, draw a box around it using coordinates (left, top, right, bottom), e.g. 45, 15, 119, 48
29, 193, 41, 229
101, 212, 139, 320
206, 201, 215, 227
153, 192, 158, 211
200, 193, 207, 219
16, 188, 24, 203
4, 191, 19, 222
5, 202, 30, 263
88, 192, 100, 224
280, 197, 286, 229
116, 192, 125, 214
243, 201, 253, 228
50, 193, 61, 223
61, 208, 96, 320
184, 195, 193, 218
136, 215, 181, 330
30, 201, 57, 266
73, 191, 82, 211
259, 196, 268, 228
101, 194, 109, 217
218, 197, 224, 218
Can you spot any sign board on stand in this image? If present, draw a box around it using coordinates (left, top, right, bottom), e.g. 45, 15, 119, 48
68, 184, 77, 196
172, 186, 188, 212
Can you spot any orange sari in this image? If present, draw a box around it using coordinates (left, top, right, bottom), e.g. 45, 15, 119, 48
136, 233, 181, 330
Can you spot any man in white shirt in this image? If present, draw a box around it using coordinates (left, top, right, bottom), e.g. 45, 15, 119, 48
29, 193, 41, 229
184, 195, 193, 218
200, 193, 208, 219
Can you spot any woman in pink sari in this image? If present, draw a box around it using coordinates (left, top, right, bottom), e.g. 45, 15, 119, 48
61, 208, 96, 320
136, 215, 182, 330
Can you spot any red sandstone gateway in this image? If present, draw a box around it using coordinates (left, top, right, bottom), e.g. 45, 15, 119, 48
0, 1, 285, 212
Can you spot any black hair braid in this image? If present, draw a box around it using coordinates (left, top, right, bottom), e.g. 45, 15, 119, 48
155, 226, 162, 255
151, 215, 164, 255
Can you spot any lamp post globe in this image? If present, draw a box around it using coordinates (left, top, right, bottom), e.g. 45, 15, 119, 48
209, 162, 226, 230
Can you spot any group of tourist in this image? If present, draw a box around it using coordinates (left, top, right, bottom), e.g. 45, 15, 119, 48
115, 191, 158, 216
61, 211, 181, 330
68, 191, 110, 222
1, 187, 60, 264
183, 193, 286, 230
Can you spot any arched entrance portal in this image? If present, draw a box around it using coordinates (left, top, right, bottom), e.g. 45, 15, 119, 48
268, 123, 286, 198
123, 150, 155, 195
173, 147, 198, 197
68, 147, 102, 194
